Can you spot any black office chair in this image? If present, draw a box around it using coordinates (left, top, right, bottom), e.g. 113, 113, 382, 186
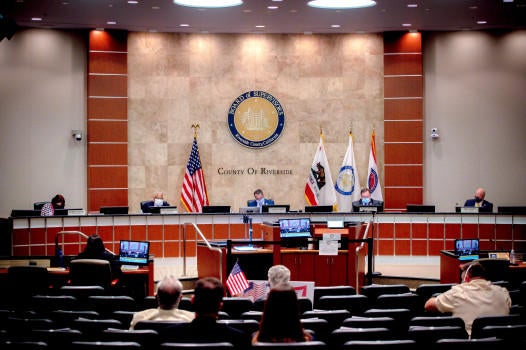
252, 341, 328, 349
33, 202, 49, 210
7, 266, 50, 308
217, 319, 259, 336
69, 259, 113, 291
71, 341, 141, 349
302, 310, 351, 332
134, 320, 187, 333
301, 318, 331, 343
314, 286, 357, 307
1, 341, 49, 349
470, 314, 524, 339
342, 316, 396, 333
407, 325, 468, 346
374, 293, 423, 317
409, 315, 465, 329
317, 295, 369, 315
342, 339, 418, 350
359, 284, 410, 303
72, 318, 125, 340
362, 308, 411, 338
102, 328, 160, 349
329, 327, 393, 349
434, 337, 504, 350
31, 328, 83, 347
30, 295, 78, 316
86, 295, 137, 317
51, 310, 101, 328
220, 297, 254, 319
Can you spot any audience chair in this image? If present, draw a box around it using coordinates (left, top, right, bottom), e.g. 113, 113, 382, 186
302, 309, 351, 332
317, 295, 369, 315
300, 317, 330, 343
342, 340, 417, 350
6, 317, 55, 337
240, 310, 263, 321
299, 297, 314, 313
69, 259, 114, 291
59, 285, 107, 303
1, 340, 49, 349
252, 341, 328, 349
407, 325, 468, 346
72, 318, 124, 340
362, 308, 411, 337
359, 284, 410, 303
470, 314, 524, 339
51, 310, 100, 328
102, 328, 160, 349
329, 327, 392, 350
134, 320, 187, 333
71, 341, 141, 349
409, 315, 465, 329
434, 337, 504, 350
178, 297, 193, 312
477, 324, 526, 343
217, 319, 259, 336
87, 295, 137, 317
110, 310, 135, 327
7, 266, 50, 309
374, 293, 423, 317
520, 280, 526, 305
252, 298, 266, 311
31, 328, 83, 348
474, 258, 510, 283
342, 316, 396, 333
30, 295, 78, 316
161, 342, 234, 349
314, 286, 356, 306
219, 297, 254, 319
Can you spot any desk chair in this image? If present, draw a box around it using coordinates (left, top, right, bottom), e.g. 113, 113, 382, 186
7, 266, 49, 308
329, 327, 393, 349
252, 341, 328, 349
102, 328, 160, 349
470, 314, 524, 339
72, 341, 141, 349
342, 340, 417, 350
69, 259, 113, 291
161, 343, 234, 349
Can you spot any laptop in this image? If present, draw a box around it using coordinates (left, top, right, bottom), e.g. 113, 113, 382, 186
455, 238, 480, 261
118, 240, 150, 268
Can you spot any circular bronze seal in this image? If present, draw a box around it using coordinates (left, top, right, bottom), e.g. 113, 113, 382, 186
227, 91, 285, 149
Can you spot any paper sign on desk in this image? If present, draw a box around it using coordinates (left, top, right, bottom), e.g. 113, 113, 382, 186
319, 239, 338, 256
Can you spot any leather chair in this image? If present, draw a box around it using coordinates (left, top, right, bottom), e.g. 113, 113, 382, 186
220, 297, 253, 319
69, 259, 113, 291
409, 315, 465, 329
252, 341, 328, 349
160, 343, 234, 349
87, 295, 137, 318
407, 325, 468, 346
359, 284, 410, 304
342, 340, 417, 350
342, 316, 396, 333
71, 341, 141, 349
31, 328, 82, 347
7, 266, 49, 308
362, 308, 411, 338
301, 318, 330, 343
329, 327, 392, 349
316, 295, 369, 315
302, 309, 351, 332
102, 328, 160, 349
470, 314, 523, 339
374, 293, 423, 317
434, 337, 504, 350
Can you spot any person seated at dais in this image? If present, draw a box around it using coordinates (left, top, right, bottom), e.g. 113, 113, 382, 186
463, 187, 493, 213
248, 189, 274, 208
141, 191, 170, 213
352, 188, 383, 208
40, 194, 65, 216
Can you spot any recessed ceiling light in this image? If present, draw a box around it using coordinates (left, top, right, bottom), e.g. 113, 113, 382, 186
477, 20, 487, 24
307, 0, 376, 9
402, 23, 412, 27
180, 23, 190, 27
152, 6, 160, 10
107, 21, 117, 25
255, 25, 266, 28
331, 24, 341, 28
31, 17, 42, 21
407, 4, 418, 8
173, 0, 243, 8
128, 0, 139, 4
268, 6, 279, 9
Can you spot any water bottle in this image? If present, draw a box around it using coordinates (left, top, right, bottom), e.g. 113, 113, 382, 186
510, 249, 516, 264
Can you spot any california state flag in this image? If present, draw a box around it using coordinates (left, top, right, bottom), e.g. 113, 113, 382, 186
305, 132, 337, 207
335, 132, 361, 212
367, 130, 383, 201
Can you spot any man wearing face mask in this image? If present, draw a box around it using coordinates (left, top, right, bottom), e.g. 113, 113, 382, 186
141, 191, 170, 213
352, 188, 383, 209
464, 187, 493, 213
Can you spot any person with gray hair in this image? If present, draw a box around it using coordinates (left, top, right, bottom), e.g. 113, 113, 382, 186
268, 264, 291, 288
129, 275, 194, 329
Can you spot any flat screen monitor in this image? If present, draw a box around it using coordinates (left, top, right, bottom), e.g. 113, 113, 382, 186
262, 204, 290, 213
406, 204, 436, 213
118, 240, 150, 266
99, 206, 129, 215
10, 209, 41, 217
455, 238, 479, 261
279, 218, 311, 248
304, 205, 333, 213
146, 205, 178, 214
497, 206, 526, 214
352, 204, 383, 213
202, 205, 231, 213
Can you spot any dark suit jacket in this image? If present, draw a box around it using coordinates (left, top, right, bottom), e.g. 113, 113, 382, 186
464, 198, 493, 213
247, 198, 275, 207
141, 200, 170, 213
159, 317, 251, 350
352, 199, 384, 212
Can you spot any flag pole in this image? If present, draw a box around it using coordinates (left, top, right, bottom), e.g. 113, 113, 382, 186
192, 122, 200, 139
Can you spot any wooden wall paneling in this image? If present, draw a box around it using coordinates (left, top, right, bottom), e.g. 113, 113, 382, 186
384, 165, 423, 187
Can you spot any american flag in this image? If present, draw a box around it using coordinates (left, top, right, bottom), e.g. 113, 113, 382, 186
181, 137, 209, 213
242, 281, 268, 302
226, 261, 249, 297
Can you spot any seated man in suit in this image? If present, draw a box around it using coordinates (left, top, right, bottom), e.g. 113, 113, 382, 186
464, 187, 493, 213
247, 189, 274, 208
352, 188, 383, 210
141, 191, 170, 213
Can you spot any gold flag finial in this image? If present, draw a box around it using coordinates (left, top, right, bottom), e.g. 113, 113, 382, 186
320, 126, 323, 135
191, 123, 200, 138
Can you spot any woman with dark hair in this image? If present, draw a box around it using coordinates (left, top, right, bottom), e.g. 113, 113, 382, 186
75, 233, 122, 280
40, 194, 65, 216
252, 283, 313, 344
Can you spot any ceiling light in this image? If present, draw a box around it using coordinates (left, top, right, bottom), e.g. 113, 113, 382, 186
331, 24, 341, 28
477, 20, 487, 24
31, 17, 42, 21
268, 6, 279, 9
173, 0, 243, 8
402, 23, 412, 27
407, 4, 418, 8
255, 25, 265, 28
307, 0, 376, 9
107, 21, 117, 25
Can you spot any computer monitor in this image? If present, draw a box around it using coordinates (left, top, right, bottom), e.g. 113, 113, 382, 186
279, 218, 311, 248
10, 209, 41, 217
146, 205, 178, 214
262, 204, 290, 213
406, 204, 436, 213
118, 240, 150, 266
99, 206, 129, 215
352, 203, 383, 213
202, 205, 231, 213
455, 238, 480, 261
304, 205, 333, 213
497, 206, 526, 214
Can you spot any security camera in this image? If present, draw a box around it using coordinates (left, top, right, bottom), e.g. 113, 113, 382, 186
430, 128, 439, 139
72, 130, 82, 141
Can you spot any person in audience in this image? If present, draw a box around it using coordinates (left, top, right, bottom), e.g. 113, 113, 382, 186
159, 277, 251, 349
40, 194, 65, 216
141, 191, 170, 212
464, 187, 493, 213
250, 189, 273, 208
74, 233, 122, 280
129, 275, 194, 329
424, 261, 511, 337
352, 188, 383, 207
268, 264, 291, 289
252, 283, 313, 344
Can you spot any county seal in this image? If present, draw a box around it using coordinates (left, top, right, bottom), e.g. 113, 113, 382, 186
227, 91, 285, 149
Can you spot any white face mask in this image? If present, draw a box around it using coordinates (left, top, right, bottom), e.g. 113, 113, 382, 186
154, 198, 164, 207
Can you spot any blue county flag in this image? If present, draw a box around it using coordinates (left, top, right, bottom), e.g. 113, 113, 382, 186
335, 132, 361, 212
226, 260, 249, 296
305, 132, 337, 207
367, 130, 383, 201
181, 137, 209, 213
